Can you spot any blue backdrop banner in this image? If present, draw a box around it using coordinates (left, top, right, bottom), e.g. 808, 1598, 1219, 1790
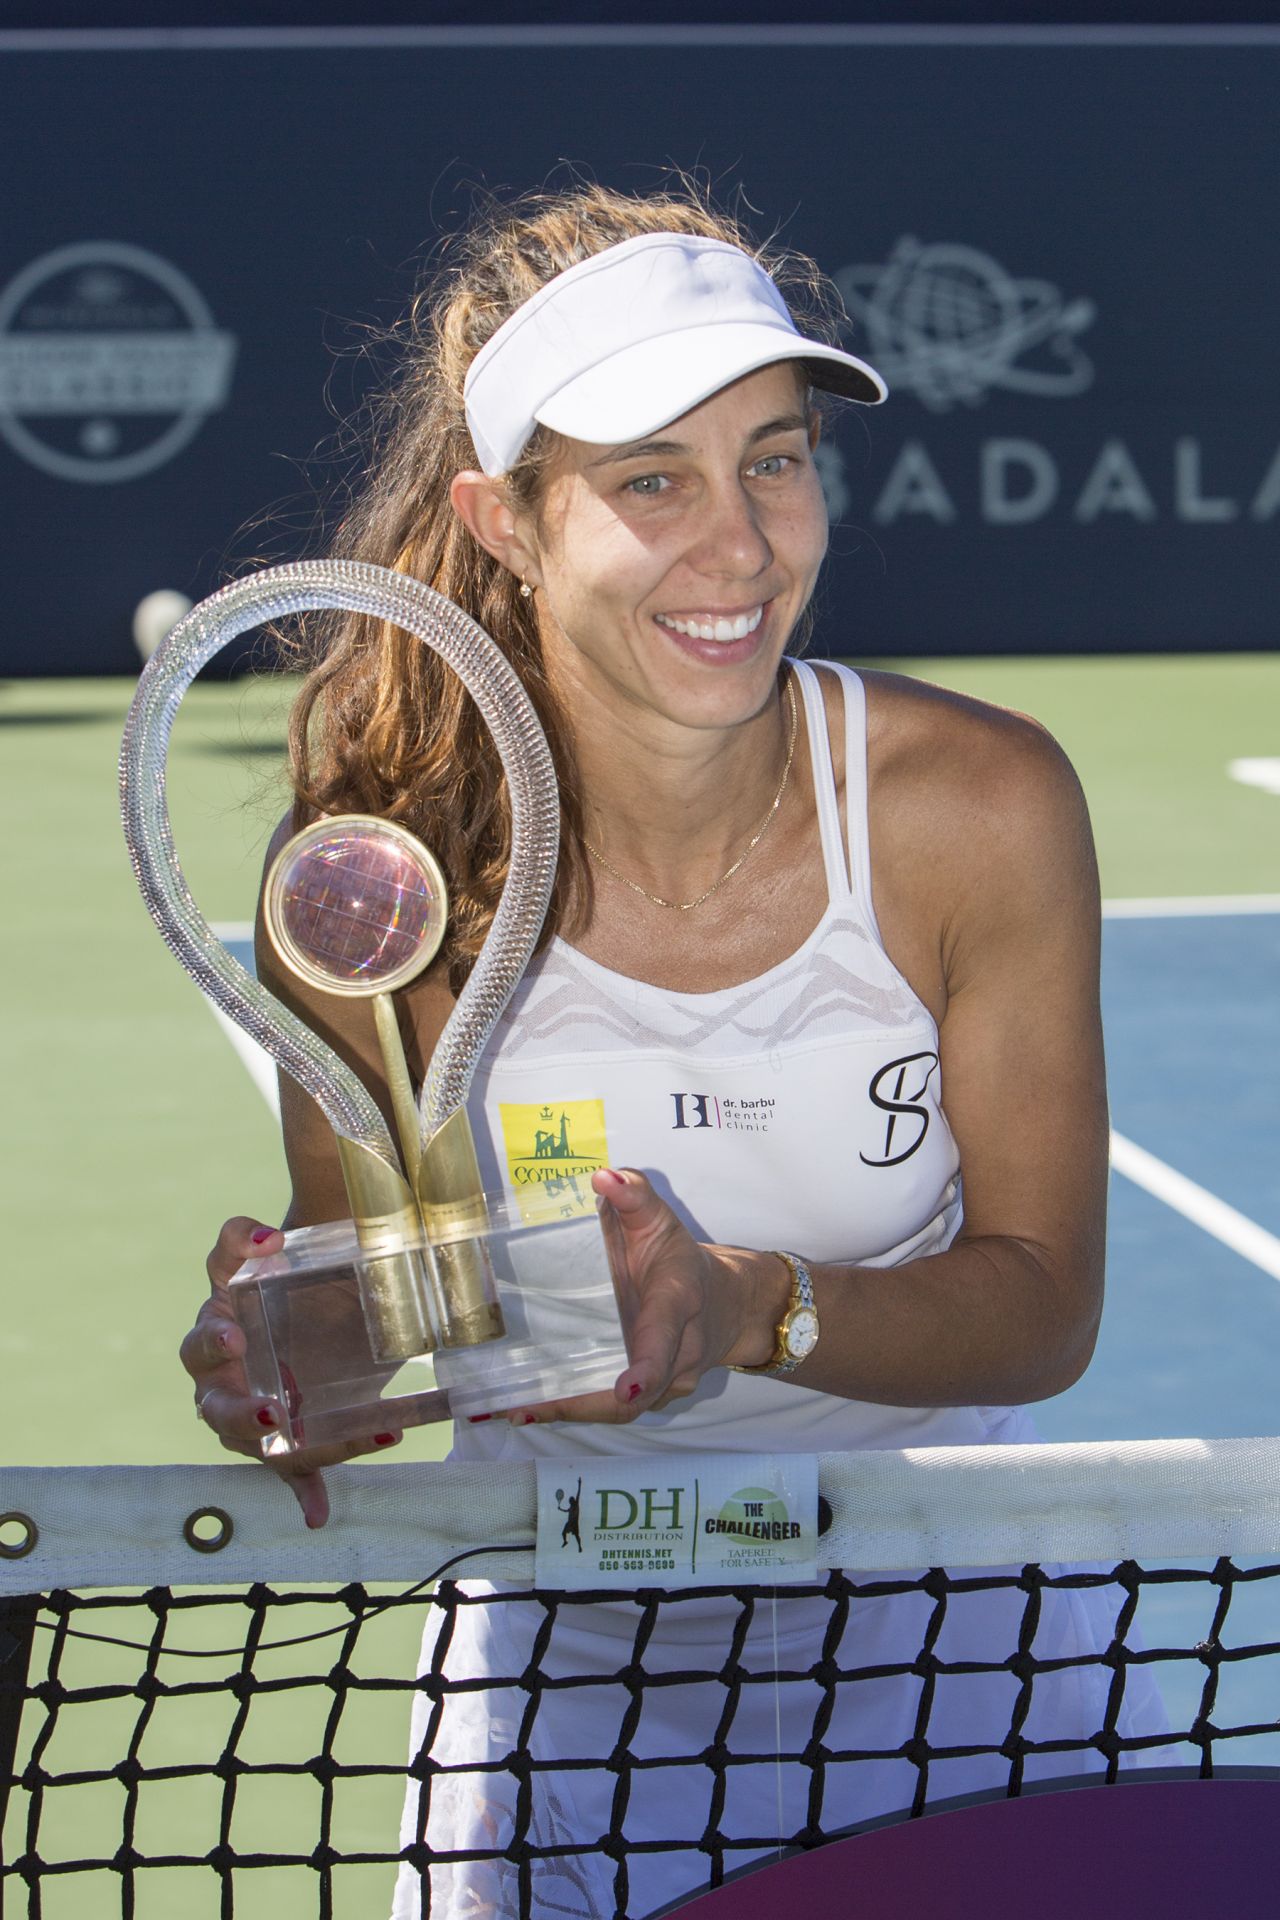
1, 28, 1276, 672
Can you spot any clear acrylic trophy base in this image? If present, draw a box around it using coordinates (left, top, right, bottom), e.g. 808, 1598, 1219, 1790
230, 1196, 629, 1456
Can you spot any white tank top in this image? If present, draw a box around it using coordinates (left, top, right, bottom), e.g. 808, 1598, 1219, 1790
453, 660, 1033, 1464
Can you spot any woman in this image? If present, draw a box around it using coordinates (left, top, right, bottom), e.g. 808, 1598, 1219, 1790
183, 185, 1166, 1917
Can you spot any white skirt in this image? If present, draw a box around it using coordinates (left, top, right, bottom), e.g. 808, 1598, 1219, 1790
390, 1565, 1172, 1920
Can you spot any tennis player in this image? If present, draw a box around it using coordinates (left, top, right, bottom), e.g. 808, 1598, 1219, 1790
183, 184, 1168, 1916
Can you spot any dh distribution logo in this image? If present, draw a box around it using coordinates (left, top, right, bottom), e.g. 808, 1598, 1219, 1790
0, 242, 237, 483
835, 236, 1095, 412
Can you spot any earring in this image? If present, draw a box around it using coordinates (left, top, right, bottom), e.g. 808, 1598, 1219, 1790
519, 575, 535, 601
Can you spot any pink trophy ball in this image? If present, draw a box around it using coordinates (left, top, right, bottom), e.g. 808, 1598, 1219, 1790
275, 826, 440, 986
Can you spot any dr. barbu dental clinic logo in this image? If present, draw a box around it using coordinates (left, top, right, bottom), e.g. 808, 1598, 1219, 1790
825, 235, 1280, 528
0, 242, 237, 483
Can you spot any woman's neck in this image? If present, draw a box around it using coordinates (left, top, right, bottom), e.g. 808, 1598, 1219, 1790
562, 668, 796, 902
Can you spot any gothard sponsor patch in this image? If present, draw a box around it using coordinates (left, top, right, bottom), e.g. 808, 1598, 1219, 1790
498, 1098, 608, 1223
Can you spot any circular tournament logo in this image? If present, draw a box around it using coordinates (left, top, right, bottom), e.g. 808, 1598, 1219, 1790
836, 236, 1095, 414
0, 241, 237, 483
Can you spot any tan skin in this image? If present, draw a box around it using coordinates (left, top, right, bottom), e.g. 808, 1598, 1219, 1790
183, 362, 1107, 1528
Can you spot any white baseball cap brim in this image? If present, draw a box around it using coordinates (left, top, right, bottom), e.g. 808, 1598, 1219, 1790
464, 231, 886, 477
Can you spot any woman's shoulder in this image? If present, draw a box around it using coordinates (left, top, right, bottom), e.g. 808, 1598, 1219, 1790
854, 666, 1096, 938
857, 664, 1085, 819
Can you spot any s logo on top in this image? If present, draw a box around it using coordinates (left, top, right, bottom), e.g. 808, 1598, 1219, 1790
861, 1052, 940, 1168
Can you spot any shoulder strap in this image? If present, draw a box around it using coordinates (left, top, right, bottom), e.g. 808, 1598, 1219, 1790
810, 661, 882, 938
788, 657, 851, 903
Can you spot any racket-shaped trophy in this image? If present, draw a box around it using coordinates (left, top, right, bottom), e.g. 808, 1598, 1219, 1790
121, 559, 629, 1454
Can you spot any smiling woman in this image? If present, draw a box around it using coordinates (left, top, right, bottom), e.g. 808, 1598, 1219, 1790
178, 182, 1169, 1918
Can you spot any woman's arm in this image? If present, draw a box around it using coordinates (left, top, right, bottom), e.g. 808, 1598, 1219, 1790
782, 698, 1107, 1406
509, 700, 1109, 1422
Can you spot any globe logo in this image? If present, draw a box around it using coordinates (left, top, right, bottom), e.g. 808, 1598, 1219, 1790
0, 241, 237, 483
835, 237, 1096, 413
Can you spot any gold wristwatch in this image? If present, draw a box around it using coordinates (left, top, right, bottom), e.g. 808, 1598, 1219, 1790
733, 1252, 819, 1378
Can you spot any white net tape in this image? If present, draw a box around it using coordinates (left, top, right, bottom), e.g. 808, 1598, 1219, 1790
3, 1436, 1279, 1594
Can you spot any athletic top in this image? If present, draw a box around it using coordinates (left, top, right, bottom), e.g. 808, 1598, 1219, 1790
400, 661, 1152, 1920
452, 658, 1033, 1464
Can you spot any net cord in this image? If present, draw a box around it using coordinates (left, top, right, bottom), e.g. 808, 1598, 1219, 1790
4, 1436, 1280, 1598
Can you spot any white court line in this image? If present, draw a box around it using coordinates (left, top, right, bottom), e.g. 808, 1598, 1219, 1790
208, 1004, 280, 1118
1229, 758, 1280, 798
1110, 1132, 1280, 1284
1103, 895, 1280, 917
208, 921, 279, 1116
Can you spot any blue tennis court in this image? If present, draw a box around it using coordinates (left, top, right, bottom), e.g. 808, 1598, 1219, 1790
1040, 908, 1280, 1449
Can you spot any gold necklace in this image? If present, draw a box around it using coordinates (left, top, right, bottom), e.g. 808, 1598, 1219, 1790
583, 678, 798, 912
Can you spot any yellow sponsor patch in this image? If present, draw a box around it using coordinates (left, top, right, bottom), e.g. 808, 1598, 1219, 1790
498, 1099, 609, 1223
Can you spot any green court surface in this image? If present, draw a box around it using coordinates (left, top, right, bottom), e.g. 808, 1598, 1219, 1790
2, 653, 1277, 1472
1, 653, 1276, 1917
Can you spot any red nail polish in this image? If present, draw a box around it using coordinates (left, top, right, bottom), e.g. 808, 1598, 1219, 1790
251, 1226, 276, 1245
373, 1432, 398, 1447
520, 1413, 537, 1426
628, 1383, 643, 1402
256, 1407, 277, 1429
468, 1413, 492, 1423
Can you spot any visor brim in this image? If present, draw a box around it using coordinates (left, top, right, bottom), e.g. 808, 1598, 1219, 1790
533, 322, 885, 450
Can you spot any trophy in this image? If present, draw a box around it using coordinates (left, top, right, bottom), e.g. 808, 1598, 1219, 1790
120, 559, 629, 1454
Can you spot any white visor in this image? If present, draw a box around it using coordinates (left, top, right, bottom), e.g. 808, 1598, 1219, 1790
463, 230, 886, 477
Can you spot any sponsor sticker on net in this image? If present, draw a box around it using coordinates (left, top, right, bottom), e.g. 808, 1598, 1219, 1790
535, 1453, 818, 1589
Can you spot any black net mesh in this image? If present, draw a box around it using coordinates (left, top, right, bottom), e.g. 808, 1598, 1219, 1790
3, 1559, 1280, 1919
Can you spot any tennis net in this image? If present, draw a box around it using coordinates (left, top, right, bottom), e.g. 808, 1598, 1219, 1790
3, 1437, 1280, 1919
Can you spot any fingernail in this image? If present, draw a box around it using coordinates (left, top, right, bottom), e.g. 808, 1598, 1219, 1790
468, 1413, 492, 1423
627, 1382, 644, 1402
520, 1413, 537, 1426
251, 1226, 277, 1245
256, 1406, 278, 1429
279, 1363, 302, 1419
373, 1432, 399, 1447
214, 1327, 234, 1354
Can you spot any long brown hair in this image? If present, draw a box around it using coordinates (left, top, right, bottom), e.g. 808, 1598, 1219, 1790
287, 182, 845, 991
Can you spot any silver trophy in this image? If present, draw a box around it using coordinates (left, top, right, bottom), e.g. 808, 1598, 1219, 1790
121, 560, 628, 1453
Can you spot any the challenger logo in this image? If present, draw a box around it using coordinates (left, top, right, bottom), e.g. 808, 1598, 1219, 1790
498, 1099, 608, 1223
707, 1487, 803, 1545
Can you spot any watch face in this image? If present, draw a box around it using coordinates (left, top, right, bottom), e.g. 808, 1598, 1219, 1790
785, 1308, 819, 1359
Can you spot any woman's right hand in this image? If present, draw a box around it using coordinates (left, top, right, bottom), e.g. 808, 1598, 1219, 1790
180, 1216, 401, 1530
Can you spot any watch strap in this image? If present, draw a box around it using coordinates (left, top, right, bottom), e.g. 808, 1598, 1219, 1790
732, 1251, 817, 1378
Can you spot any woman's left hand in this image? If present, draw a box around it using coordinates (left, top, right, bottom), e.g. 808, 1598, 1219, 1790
498, 1167, 785, 1426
